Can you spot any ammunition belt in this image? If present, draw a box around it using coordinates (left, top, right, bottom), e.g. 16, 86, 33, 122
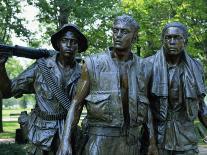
34, 107, 67, 121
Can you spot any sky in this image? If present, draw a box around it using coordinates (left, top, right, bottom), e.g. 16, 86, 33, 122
12, 2, 39, 46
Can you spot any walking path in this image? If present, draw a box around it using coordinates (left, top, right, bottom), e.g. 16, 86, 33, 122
0, 138, 15, 144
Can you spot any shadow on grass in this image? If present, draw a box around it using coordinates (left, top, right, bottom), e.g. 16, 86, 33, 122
0, 143, 26, 155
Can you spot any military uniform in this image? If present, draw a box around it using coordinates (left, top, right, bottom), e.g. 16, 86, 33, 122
83, 49, 152, 155
146, 48, 207, 155
11, 53, 81, 153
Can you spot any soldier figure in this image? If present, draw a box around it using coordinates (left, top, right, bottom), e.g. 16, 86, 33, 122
57, 14, 158, 155
0, 24, 88, 154
146, 22, 207, 155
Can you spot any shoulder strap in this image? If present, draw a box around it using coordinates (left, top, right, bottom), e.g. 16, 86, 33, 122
37, 59, 71, 110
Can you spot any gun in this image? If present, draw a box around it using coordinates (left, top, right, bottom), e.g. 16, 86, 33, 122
0, 44, 82, 62
0, 44, 56, 59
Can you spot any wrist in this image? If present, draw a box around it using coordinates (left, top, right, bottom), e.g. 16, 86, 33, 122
149, 137, 156, 145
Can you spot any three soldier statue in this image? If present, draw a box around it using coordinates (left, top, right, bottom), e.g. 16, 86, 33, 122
0, 14, 206, 155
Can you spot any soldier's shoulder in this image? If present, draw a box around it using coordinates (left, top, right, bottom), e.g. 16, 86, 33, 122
84, 50, 109, 62
133, 54, 153, 76
190, 57, 204, 73
144, 55, 156, 63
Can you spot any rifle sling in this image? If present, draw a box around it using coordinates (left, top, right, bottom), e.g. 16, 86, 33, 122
37, 59, 71, 110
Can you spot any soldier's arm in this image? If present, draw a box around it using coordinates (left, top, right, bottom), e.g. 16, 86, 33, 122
0, 58, 36, 99
57, 63, 90, 155
198, 96, 207, 128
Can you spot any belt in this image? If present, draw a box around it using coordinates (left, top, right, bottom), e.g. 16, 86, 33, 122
34, 107, 67, 121
88, 126, 142, 137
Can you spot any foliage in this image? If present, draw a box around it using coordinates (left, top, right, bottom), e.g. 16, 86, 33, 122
121, 0, 207, 56
0, 0, 30, 44
26, 0, 123, 54
121, 0, 207, 78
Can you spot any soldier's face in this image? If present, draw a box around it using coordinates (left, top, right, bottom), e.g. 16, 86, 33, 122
59, 31, 78, 58
112, 21, 136, 50
163, 27, 185, 56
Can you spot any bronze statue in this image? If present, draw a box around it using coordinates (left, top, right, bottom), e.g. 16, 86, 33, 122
146, 22, 207, 155
57, 14, 158, 155
0, 24, 88, 155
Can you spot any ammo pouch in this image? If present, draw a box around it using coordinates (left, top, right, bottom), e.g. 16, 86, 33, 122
27, 111, 57, 151
17, 111, 29, 144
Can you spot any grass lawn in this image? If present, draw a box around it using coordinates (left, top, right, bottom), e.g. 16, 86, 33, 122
0, 143, 27, 155
0, 121, 19, 139
2, 109, 30, 118
0, 109, 30, 139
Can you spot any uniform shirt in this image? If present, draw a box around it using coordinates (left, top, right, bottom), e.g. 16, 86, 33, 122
11, 53, 81, 150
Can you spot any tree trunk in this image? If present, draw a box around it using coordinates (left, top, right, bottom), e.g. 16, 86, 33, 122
56, 1, 70, 28
0, 92, 3, 132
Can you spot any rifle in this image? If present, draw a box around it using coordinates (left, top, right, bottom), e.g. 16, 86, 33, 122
0, 44, 56, 59
0, 44, 82, 62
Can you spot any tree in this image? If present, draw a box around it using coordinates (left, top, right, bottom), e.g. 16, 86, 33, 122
26, 0, 123, 53
121, 0, 207, 79
0, 0, 31, 132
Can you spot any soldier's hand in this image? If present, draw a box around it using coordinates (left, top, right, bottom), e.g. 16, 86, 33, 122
203, 136, 207, 144
147, 143, 159, 155
0, 55, 8, 66
56, 140, 72, 155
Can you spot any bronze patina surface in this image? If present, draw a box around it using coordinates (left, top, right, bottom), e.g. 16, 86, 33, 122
0, 24, 88, 155
57, 15, 158, 155
145, 22, 207, 155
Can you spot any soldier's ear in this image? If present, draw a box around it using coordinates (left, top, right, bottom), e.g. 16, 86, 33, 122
57, 42, 60, 50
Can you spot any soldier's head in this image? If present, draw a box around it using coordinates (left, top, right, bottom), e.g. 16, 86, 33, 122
51, 24, 88, 60
112, 14, 140, 51
162, 22, 188, 56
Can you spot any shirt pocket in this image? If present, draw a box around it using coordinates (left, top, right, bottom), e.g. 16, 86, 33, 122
85, 93, 112, 122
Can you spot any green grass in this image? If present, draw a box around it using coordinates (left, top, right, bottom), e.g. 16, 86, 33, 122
0, 121, 19, 138
0, 143, 26, 155
0, 109, 30, 139
2, 109, 30, 117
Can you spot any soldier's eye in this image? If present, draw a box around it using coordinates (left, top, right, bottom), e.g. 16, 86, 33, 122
71, 39, 78, 45
113, 28, 118, 33
123, 30, 128, 34
61, 38, 67, 42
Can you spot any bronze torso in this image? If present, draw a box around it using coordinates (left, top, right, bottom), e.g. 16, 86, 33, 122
84, 49, 151, 129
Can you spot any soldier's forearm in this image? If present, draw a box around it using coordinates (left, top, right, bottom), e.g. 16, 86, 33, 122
62, 101, 77, 142
199, 114, 207, 128
147, 108, 157, 145
62, 65, 90, 143
198, 97, 207, 128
